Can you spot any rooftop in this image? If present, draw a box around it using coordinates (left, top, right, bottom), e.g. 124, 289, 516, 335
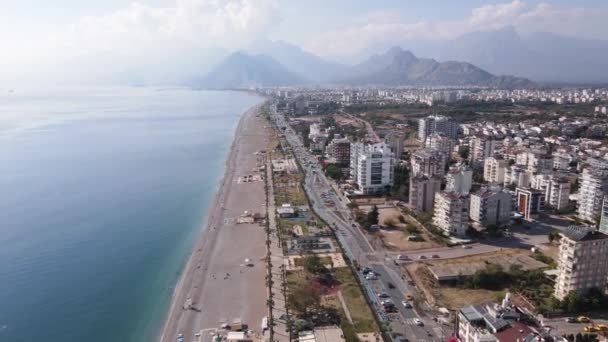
561, 225, 608, 242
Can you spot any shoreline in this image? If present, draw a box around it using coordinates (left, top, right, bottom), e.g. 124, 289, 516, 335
158, 100, 269, 342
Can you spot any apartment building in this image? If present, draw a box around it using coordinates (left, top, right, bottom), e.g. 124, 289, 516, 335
577, 167, 608, 224
600, 196, 608, 235
483, 157, 508, 184
446, 165, 473, 195
531, 175, 571, 210
418, 115, 458, 141
350, 143, 394, 195
326, 136, 351, 166
384, 130, 405, 160
425, 133, 454, 155
503, 165, 531, 188
433, 191, 469, 237
410, 149, 447, 178
554, 226, 608, 300
409, 176, 442, 212
470, 187, 512, 226
469, 137, 496, 165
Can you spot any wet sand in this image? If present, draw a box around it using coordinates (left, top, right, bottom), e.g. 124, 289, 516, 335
159, 104, 270, 342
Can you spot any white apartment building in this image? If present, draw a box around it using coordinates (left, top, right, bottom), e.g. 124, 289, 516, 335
446, 165, 473, 195
503, 165, 531, 188
470, 187, 512, 226
554, 226, 608, 300
531, 175, 571, 210
469, 137, 496, 165
600, 196, 608, 235
410, 149, 447, 178
350, 143, 394, 195
418, 115, 458, 141
409, 176, 442, 212
577, 168, 608, 224
483, 157, 508, 184
433, 191, 469, 237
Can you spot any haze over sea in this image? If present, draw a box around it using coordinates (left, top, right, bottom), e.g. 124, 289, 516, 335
0, 87, 262, 342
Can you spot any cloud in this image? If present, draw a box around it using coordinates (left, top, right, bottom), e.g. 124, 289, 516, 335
305, 0, 608, 59
1, 0, 280, 84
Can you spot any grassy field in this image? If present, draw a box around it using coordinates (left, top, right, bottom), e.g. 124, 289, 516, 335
333, 268, 378, 333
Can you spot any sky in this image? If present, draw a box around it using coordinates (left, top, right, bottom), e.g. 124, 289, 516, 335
1, 0, 607, 85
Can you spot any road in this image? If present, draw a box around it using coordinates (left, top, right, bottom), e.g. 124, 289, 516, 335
269, 105, 446, 342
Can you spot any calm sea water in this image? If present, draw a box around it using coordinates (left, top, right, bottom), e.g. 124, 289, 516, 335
0, 87, 263, 342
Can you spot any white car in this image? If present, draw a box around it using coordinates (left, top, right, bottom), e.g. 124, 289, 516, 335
401, 301, 412, 308
414, 318, 424, 326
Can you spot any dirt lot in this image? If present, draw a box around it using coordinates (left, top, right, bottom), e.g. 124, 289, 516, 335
375, 208, 443, 250
405, 249, 533, 310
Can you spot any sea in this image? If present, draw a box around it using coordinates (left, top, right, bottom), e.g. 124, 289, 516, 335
0, 86, 263, 342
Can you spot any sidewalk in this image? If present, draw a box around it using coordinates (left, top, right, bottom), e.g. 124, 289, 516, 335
265, 157, 291, 342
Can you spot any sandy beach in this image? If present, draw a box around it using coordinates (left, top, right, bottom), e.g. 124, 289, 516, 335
159, 103, 270, 342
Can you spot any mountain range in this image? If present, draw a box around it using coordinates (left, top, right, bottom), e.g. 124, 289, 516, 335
195, 46, 533, 89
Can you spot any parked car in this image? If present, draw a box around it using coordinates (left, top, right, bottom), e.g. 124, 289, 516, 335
401, 301, 412, 308
414, 318, 424, 326
565, 317, 577, 323
578, 316, 591, 323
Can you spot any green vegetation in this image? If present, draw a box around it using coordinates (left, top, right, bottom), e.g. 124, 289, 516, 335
324, 164, 344, 180
333, 268, 377, 333
355, 205, 379, 230
548, 231, 562, 243
531, 251, 557, 268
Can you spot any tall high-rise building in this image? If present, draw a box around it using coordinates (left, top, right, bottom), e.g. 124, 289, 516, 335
418, 115, 458, 142
554, 226, 608, 300
409, 176, 442, 212
326, 137, 351, 166
350, 143, 394, 194
384, 131, 405, 160
433, 191, 469, 237
483, 157, 508, 184
577, 167, 608, 224
600, 196, 608, 235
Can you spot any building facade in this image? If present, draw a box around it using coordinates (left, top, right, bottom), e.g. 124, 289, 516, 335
515, 187, 544, 220
410, 149, 447, 178
384, 130, 405, 161
433, 191, 469, 237
326, 137, 351, 166
469, 137, 496, 165
446, 165, 473, 195
418, 115, 458, 141
469, 187, 512, 226
577, 168, 608, 224
483, 157, 508, 184
350, 143, 394, 194
409, 176, 442, 212
554, 226, 608, 300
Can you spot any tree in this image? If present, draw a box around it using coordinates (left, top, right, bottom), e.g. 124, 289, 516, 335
324, 164, 343, 181
367, 205, 379, 226
303, 254, 325, 275
288, 284, 321, 314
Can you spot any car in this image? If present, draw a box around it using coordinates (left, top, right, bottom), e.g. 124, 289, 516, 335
584, 326, 599, 333
578, 316, 591, 323
597, 324, 608, 332
397, 254, 409, 261
405, 294, 413, 300
177, 333, 184, 342
377, 292, 390, 298
388, 282, 395, 289
402, 301, 412, 308
418, 255, 427, 260
431, 254, 440, 259
565, 317, 578, 323
414, 318, 424, 326
462, 245, 472, 249
361, 267, 372, 274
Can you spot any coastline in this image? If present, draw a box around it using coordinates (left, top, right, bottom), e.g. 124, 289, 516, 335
158, 100, 269, 342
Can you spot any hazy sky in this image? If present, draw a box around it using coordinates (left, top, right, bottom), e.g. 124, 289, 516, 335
1, 0, 607, 84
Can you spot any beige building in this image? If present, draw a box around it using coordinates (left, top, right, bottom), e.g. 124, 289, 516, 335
483, 157, 508, 184
409, 176, 442, 212
554, 226, 608, 300
433, 191, 469, 237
